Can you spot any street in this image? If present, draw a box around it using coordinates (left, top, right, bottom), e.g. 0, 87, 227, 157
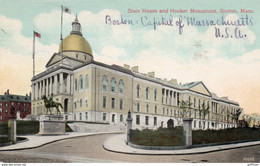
0, 133, 259, 163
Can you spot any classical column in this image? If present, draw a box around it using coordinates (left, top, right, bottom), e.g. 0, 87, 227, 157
163, 89, 166, 104
46, 78, 49, 96
60, 73, 64, 94
35, 82, 38, 100
31, 84, 34, 101
50, 76, 53, 95
171, 91, 174, 106
39, 81, 42, 99
67, 74, 71, 94
43, 79, 45, 96
54, 75, 58, 95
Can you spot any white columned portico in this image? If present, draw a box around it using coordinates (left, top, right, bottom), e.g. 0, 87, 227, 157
54, 75, 58, 95
60, 73, 63, 94
67, 74, 70, 94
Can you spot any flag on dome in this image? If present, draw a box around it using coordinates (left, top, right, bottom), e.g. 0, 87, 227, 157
34, 31, 41, 38
62, 6, 71, 14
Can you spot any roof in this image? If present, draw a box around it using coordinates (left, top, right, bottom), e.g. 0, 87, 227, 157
0, 94, 31, 102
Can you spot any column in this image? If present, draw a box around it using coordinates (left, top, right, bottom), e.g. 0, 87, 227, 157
31, 84, 34, 101
46, 78, 49, 96
183, 118, 193, 147
67, 74, 71, 94
39, 81, 42, 99
163, 89, 166, 104
50, 76, 53, 95
43, 79, 45, 96
60, 73, 63, 94
54, 75, 58, 95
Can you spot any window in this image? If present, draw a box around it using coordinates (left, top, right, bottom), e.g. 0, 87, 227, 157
74, 102, 77, 109
119, 79, 124, 94
111, 98, 115, 109
194, 120, 196, 128
102, 76, 108, 91
199, 121, 201, 128
74, 114, 76, 121
167, 109, 169, 115
112, 114, 115, 122
145, 116, 149, 125
203, 121, 205, 129
194, 98, 196, 107
120, 114, 123, 122
145, 87, 149, 100
0, 103, 2, 106
6, 103, 8, 106
79, 75, 83, 90
194, 110, 196, 118
154, 105, 157, 114
85, 100, 88, 107
154, 117, 157, 126
146, 104, 149, 113
198, 99, 201, 110
136, 84, 140, 98
111, 77, 116, 92
85, 112, 88, 120
0, 108, 2, 112
136, 115, 140, 125
103, 96, 106, 108
74, 79, 78, 91
0, 116, 2, 120
103, 113, 106, 121
163, 108, 165, 115
80, 99, 82, 108
85, 75, 89, 90
120, 99, 123, 110
79, 113, 82, 120
171, 109, 172, 116
137, 103, 140, 112
76, 54, 78, 58
154, 89, 157, 101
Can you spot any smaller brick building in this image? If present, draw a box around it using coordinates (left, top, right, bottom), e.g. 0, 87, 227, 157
0, 89, 31, 121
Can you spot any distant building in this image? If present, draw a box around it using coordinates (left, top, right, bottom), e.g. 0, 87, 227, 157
31, 17, 241, 130
0, 89, 31, 121
238, 119, 248, 128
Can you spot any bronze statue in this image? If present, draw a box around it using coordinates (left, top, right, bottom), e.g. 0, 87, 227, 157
42, 94, 63, 115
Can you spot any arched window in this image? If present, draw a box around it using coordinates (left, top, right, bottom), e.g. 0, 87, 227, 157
79, 75, 83, 90
154, 105, 157, 114
146, 104, 149, 113
194, 98, 196, 107
136, 84, 140, 98
145, 87, 149, 100
85, 75, 88, 90
154, 89, 157, 101
102, 75, 108, 91
74, 79, 78, 91
137, 103, 140, 112
119, 79, 124, 94
111, 77, 116, 92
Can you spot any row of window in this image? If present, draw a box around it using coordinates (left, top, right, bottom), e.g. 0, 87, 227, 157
75, 74, 89, 91
136, 85, 157, 101
73, 112, 125, 123
0, 103, 30, 107
102, 97, 123, 110
74, 99, 88, 109
102, 76, 124, 94
135, 115, 157, 126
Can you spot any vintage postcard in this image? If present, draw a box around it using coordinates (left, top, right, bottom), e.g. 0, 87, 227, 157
0, 0, 259, 165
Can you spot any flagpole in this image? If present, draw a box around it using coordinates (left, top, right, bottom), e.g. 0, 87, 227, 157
33, 31, 35, 77
60, 5, 63, 62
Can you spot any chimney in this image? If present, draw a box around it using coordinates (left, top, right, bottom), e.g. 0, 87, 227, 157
169, 79, 178, 85
148, 72, 155, 78
7, 89, 9, 95
123, 64, 130, 70
131, 66, 139, 73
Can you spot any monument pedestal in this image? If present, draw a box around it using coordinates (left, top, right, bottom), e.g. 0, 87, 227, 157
38, 115, 66, 136
183, 118, 193, 147
8, 118, 16, 144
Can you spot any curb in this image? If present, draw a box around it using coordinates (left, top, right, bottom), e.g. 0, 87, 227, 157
102, 134, 260, 155
0, 131, 125, 152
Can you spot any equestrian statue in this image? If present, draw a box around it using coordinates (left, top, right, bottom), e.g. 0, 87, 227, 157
42, 94, 63, 115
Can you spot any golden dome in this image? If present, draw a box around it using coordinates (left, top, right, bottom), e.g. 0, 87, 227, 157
59, 34, 93, 56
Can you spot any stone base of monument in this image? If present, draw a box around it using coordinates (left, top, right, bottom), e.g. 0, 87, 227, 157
37, 115, 66, 136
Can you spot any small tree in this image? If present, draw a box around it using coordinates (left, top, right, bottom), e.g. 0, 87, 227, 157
199, 102, 210, 120
231, 108, 242, 125
179, 100, 192, 118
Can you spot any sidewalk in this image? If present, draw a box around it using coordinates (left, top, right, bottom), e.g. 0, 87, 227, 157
0, 131, 124, 151
103, 134, 260, 155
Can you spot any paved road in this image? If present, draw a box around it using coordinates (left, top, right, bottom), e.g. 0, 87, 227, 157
0, 133, 260, 163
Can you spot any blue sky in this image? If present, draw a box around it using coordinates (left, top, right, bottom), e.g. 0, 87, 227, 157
0, 0, 260, 114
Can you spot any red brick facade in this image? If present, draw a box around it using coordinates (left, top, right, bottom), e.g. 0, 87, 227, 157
0, 90, 31, 121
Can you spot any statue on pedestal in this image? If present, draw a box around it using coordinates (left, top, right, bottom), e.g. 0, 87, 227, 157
42, 94, 63, 115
